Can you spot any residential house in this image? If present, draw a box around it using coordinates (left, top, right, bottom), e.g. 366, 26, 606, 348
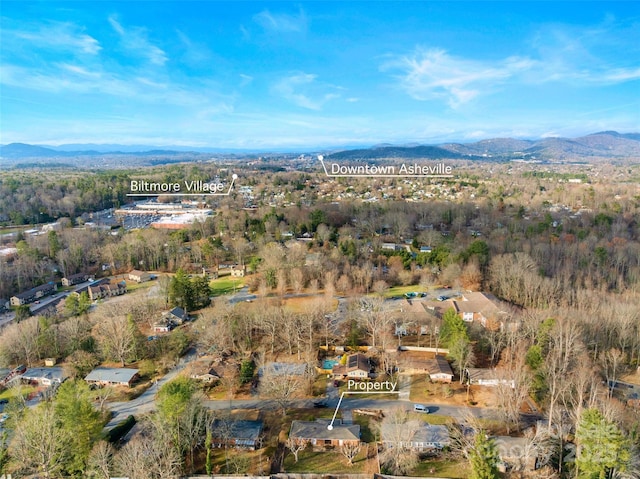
381, 421, 450, 451
84, 367, 139, 387
382, 243, 398, 251
426, 355, 454, 383
419, 246, 433, 253
163, 306, 189, 324
395, 352, 431, 375
332, 353, 370, 379
0, 365, 27, 387
10, 282, 56, 306
21, 367, 66, 386
152, 318, 174, 333
450, 292, 507, 329
128, 270, 151, 283
465, 368, 515, 388
88, 279, 127, 301
289, 419, 360, 449
494, 436, 538, 472
189, 362, 220, 383
230, 265, 246, 277
61, 273, 91, 286
211, 419, 263, 450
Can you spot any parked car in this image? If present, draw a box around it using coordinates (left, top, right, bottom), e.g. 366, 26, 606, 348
413, 404, 430, 413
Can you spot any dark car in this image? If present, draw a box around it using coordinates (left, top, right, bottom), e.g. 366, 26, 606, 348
313, 400, 328, 408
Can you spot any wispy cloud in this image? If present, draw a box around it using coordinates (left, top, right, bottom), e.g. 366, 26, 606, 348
108, 15, 167, 66
239, 74, 254, 87
273, 73, 341, 110
253, 8, 308, 33
2, 21, 101, 55
382, 48, 534, 108
176, 30, 212, 67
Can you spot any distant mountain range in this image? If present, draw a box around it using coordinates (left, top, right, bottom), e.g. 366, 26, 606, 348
326, 131, 640, 161
1, 131, 639, 162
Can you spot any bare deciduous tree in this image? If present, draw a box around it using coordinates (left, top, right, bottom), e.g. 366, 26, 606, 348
285, 436, 308, 463
9, 402, 71, 479
377, 408, 420, 475
340, 442, 362, 466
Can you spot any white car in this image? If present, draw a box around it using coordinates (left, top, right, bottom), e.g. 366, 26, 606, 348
413, 404, 430, 413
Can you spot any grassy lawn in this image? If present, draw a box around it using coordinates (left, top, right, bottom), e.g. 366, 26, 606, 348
353, 414, 377, 443
0, 384, 37, 401
125, 280, 156, 293
409, 457, 470, 478
417, 414, 456, 426
312, 375, 328, 396
210, 277, 245, 296
410, 375, 471, 405
203, 448, 271, 475
283, 448, 369, 473
374, 284, 426, 298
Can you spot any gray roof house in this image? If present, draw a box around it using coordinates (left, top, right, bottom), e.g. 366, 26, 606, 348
381, 421, 450, 451
164, 306, 189, 324
289, 419, 360, 449
211, 419, 263, 450
84, 367, 139, 387
21, 367, 67, 386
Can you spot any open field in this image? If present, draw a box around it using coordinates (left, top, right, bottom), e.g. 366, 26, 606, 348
409, 375, 495, 407
409, 457, 470, 478
283, 448, 374, 474
210, 276, 245, 296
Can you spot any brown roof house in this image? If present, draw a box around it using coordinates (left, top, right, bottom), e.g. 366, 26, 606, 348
426, 355, 454, 383
128, 270, 151, 283
189, 361, 220, 383
451, 292, 508, 330
88, 279, 127, 301
465, 368, 515, 388
289, 419, 360, 449
332, 353, 371, 379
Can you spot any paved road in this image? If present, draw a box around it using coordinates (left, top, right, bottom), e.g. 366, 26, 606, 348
105, 348, 198, 428
0, 280, 99, 329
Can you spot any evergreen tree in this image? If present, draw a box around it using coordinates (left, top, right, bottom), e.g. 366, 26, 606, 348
575, 408, 630, 478
469, 431, 500, 479
169, 269, 193, 311
54, 380, 104, 475
440, 308, 469, 346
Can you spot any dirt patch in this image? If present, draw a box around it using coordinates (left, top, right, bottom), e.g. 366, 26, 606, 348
409, 375, 496, 407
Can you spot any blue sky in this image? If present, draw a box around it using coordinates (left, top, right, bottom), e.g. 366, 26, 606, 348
1, 1, 639, 149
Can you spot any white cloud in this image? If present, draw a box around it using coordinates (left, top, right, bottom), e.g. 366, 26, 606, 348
382, 48, 534, 108
273, 73, 341, 110
3, 21, 101, 55
253, 9, 307, 33
239, 74, 254, 87
108, 15, 167, 66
